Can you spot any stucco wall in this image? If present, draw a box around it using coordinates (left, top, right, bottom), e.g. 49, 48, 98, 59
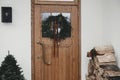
81, 0, 120, 80
0, 0, 120, 80
0, 0, 31, 80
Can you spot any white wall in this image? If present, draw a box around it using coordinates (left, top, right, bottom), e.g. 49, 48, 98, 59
103, 0, 120, 67
0, 0, 120, 80
0, 0, 31, 80
81, 0, 106, 80
81, 0, 120, 80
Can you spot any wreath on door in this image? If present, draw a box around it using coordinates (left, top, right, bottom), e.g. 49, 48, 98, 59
42, 14, 71, 41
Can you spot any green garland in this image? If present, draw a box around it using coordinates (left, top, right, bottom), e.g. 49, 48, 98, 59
42, 14, 71, 41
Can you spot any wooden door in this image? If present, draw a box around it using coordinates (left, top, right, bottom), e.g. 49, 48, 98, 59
32, 5, 80, 80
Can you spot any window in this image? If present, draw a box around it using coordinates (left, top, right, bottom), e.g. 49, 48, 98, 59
39, 0, 74, 1
35, 0, 78, 5
41, 13, 71, 40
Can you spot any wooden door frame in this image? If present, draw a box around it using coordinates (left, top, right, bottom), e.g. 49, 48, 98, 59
31, 0, 81, 80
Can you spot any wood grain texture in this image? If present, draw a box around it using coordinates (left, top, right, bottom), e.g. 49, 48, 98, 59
32, 5, 80, 80
34, 0, 79, 5
97, 53, 116, 63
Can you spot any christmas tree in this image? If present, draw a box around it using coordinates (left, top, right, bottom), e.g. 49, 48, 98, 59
0, 54, 25, 80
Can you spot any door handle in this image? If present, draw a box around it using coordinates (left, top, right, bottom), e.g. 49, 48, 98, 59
37, 41, 51, 65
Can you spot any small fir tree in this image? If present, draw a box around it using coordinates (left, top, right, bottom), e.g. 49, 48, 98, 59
0, 54, 25, 80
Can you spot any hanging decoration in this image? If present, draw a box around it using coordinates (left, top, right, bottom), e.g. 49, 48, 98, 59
42, 13, 71, 57
42, 13, 71, 41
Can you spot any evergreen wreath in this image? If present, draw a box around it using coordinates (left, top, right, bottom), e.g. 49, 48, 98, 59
42, 14, 71, 41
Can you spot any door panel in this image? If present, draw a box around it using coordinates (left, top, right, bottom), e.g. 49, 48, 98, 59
34, 5, 79, 80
